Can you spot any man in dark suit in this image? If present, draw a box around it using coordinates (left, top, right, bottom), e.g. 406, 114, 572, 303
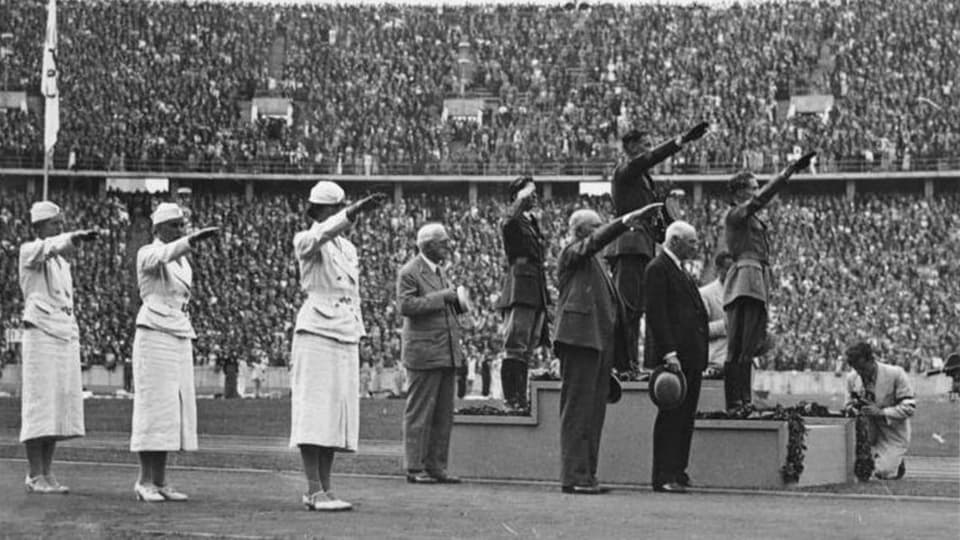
553, 208, 645, 494
606, 123, 709, 361
496, 176, 551, 410
397, 223, 464, 484
644, 221, 709, 493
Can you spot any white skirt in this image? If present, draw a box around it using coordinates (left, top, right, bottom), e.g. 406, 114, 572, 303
130, 328, 198, 452
19, 329, 85, 442
289, 332, 359, 451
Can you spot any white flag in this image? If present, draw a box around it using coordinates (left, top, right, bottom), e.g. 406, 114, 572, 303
41, 0, 59, 155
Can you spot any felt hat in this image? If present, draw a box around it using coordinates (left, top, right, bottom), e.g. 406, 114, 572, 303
649, 366, 687, 411
308, 181, 345, 205
30, 201, 61, 223
151, 202, 184, 225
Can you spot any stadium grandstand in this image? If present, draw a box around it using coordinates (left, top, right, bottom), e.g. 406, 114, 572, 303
1, 0, 958, 378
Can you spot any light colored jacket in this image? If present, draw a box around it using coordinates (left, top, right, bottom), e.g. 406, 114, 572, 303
846, 361, 916, 478
135, 237, 196, 339
19, 233, 80, 341
699, 278, 727, 368
293, 211, 366, 343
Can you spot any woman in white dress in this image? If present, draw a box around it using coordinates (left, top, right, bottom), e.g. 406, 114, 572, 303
130, 203, 218, 502
290, 182, 385, 511
19, 201, 99, 494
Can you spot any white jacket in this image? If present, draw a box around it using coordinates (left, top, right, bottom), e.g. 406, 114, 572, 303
19, 233, 80, 341
135, 237, 196, 339
293, 211, 366, 344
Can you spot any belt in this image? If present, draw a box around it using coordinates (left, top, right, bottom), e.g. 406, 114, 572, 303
144, 298, 188, 312
511, 257, 543, 266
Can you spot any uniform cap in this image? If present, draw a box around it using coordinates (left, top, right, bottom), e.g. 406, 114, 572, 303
30, 201, 61, 224
151, 202, 184, 225
308, 181, 345, 205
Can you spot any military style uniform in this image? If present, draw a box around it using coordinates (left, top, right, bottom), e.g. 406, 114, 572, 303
496, 208, 550, 408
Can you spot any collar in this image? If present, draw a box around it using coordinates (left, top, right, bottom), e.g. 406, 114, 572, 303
419, 252, 440, 273
663, 246, 683, 271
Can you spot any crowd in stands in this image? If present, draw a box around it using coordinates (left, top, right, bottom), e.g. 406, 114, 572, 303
0, 0, 958, 173
1, 186, 958, 375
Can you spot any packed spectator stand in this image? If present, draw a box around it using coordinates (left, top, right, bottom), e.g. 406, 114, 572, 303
0, 0, 958, 174
1, 188, 958, 375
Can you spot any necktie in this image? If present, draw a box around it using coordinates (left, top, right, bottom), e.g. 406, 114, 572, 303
436, 267, 446, 287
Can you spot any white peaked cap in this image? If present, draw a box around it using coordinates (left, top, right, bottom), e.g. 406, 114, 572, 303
308, 181, 345, 205
30, 201, 61, 223
151, 202, 184, 225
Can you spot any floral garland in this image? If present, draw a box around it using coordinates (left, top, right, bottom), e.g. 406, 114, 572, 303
853, 415, 876, 481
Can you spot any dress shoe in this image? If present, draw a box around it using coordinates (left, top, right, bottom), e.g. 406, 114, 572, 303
406, 471, 438, 484
676, 472, 692, 488
156, 485, 189, 501
895, 460, 906, 480
134, 482, 165, 502
302, 491, 352, 512
561, 485, 609, 495
653, 482, 687, 493
428, 472, 461, 484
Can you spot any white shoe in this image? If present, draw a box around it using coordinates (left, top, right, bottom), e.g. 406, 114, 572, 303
25, 475, 53, 494
44, 475, 70, 494
156, 485, 189, 501
302, 491, 352, 512
134, 482, 165, 502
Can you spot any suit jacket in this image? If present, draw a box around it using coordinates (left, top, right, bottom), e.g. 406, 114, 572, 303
496, 211, 550, 311
606, 139, 682, 258
135, 237, 196, 339
723, 200, 773, 307
293, 211, 366, 343
19, 233, 80, 341
553, 219, 637, 371
643, 252, 709, 371
397, 255, 465, 371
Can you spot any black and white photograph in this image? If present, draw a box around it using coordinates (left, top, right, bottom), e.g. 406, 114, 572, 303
0, 0, 957, 538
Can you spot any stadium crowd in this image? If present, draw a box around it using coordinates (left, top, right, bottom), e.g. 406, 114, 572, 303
1, 187, 958, 375
0, 0, 958, 173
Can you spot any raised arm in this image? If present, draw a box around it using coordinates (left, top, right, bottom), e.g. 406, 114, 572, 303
294, 211, 352, 260
733, 151, 817, 220
20, 230, 99, 269
138, 236, 193, 271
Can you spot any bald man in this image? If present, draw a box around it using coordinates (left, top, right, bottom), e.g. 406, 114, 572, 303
397, 223, 465, 484
644, 221, 709, 492
553, 208, 646, 494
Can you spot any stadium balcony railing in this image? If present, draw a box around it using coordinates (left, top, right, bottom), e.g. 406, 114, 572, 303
1, 153, 959, 176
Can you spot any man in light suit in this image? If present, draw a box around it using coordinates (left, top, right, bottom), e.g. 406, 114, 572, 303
397, 223, 464, 484
844, 341, 916, 479
645, 221, 709, 493
699, 252, 733, 378
554, 208, 644, 494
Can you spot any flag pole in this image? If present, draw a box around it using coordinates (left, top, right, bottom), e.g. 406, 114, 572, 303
43, 150, 49, 200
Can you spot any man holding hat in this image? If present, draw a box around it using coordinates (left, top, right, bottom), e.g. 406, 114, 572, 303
606, 122, 709, 364
130, 202, 219, 502
553, 207, 645, 494
19, 201, 99, 494
644, 220, 709, 493
397, 222, 466, 485
289, 182, 386, 511
496, 175, 551, 410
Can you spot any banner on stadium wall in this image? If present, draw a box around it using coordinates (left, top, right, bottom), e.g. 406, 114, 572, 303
249, 97, 293, 125
0, 91, 28, 111
106, 178, 169, 193
787, 94, 834, 119
443, 98, 486, 122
